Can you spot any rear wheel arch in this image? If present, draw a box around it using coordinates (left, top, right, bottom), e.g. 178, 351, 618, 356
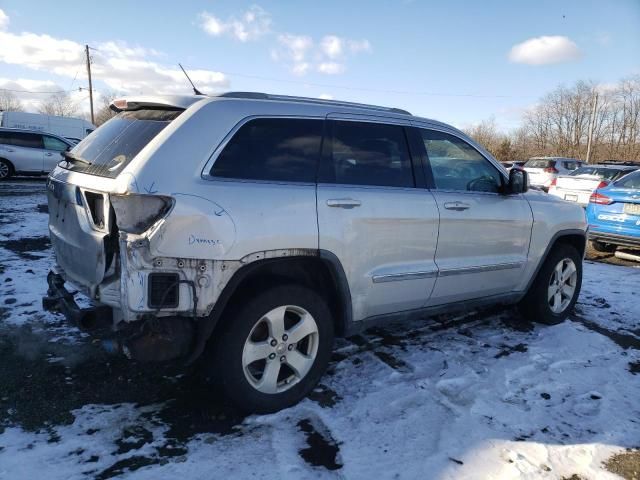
186, 252, 352, 364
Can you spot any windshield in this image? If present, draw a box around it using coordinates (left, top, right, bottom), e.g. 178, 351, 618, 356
525, 159, 555, 168
614, 170, 640, 189
569, 167, 630, 181
58, 109, 182, 178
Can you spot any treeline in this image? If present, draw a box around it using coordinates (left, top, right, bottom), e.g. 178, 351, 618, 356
465, 76, 640, 163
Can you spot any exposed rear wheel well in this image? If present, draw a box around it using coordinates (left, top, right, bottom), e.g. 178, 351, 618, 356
221, 256, 349, 337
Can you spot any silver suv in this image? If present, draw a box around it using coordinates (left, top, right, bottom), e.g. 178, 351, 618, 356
43, 93, 587, 412
0, 127, 72, 179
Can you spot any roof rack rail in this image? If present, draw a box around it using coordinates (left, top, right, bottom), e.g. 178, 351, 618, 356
216, 91, 412, 116
597, 160, 640, 166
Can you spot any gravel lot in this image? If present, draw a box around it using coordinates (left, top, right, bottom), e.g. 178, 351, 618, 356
0, 179, 638, 479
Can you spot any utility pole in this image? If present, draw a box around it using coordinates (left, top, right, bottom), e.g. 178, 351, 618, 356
85, 44, 95, 125
586, 90, 599, 164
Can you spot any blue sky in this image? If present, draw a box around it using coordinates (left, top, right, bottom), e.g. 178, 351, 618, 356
0, 0, 638, 129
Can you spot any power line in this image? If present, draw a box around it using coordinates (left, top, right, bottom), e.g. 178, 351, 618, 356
0, 87, 71, 94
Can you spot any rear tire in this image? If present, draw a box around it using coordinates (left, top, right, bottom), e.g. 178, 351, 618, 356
589, 240, 616, 253
206, 284, 334, 413
519, 244, 582, 325
0, 159, 13, 180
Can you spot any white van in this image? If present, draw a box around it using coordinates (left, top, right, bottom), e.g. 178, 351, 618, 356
0, 111, 95, 144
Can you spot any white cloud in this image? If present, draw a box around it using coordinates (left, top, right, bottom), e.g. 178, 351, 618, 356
347, 39, 371, 54
0, 29, 229, 107
0, 9, 8, 30
508, 36, 581, 65
318, 93, 333, 100
320, 35, 343, 59
273, 34, 313, 75
273, 33, 369, 76
317, 62, 344, 75
0, 77, 95, 116
199, 5, 271, 42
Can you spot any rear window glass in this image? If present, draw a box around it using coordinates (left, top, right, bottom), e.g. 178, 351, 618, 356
525, 159, 555, 168
211, 118, 323, 183
59, 109, 181, 178
614, 170, 640, 189
570, 167, 633, 181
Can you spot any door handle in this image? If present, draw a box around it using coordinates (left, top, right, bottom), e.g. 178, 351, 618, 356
327, 198, 362, 209
443, 201, 471, 211
45, 152, 54, 157
2, 148, 14, 152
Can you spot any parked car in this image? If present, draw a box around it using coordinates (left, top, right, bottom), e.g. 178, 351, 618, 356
0, 111, 95, 142
500, 160, 526, 171
524, 157, 582, 191
548, 164, 638, 207
42, 93, 587, 413
0, 127, 73, 180
586, 169, 640, 252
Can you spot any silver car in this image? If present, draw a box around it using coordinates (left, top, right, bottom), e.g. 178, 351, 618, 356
0, 127, 72, 180
43, 93, 587, 412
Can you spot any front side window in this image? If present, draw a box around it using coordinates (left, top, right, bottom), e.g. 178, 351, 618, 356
211, 118, 323, 183
319, 120, 414, 188
43, 135, 69, 152
420, 129, 503, 193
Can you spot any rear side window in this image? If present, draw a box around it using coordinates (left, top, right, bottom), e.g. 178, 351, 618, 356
319, 120, 414, 188
60, 109, 181, 178
525, 159, 555, 168
0, 131, 43, 149
211, 118, 323, 183
563, 161, 579, 170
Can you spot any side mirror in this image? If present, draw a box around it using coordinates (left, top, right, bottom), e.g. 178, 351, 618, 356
506, 168, 528, 194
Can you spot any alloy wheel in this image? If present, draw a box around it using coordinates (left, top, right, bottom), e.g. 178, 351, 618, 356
548, 258, 578, 314
242, 305, 319, 394
0, 162, 9, 179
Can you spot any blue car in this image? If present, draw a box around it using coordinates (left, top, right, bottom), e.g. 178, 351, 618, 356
586, 169, 640, 252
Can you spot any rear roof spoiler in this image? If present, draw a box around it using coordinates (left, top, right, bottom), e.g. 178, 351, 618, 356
110, 95, 205, 112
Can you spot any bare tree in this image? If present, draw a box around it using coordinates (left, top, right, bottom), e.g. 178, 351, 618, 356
94, 91, 120, 126
0, 90, 25, 112
38, 92, 80, 117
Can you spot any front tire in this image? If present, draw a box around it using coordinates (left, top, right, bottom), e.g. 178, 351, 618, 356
519, 244, 582, 325
207, 284, 334, 413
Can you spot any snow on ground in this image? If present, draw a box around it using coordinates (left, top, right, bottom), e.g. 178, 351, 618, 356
0, 180, 639, 479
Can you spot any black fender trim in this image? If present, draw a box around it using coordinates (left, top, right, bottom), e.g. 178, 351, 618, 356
185, 250, 353, 364
319, 249, 353, 335
520, 228, 587, 298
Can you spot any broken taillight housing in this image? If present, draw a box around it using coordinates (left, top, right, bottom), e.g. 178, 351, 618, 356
110, 193, 174, 234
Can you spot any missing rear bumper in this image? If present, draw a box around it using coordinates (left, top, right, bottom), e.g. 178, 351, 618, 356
43, 270, 113, 331
43, 270, 195, 363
